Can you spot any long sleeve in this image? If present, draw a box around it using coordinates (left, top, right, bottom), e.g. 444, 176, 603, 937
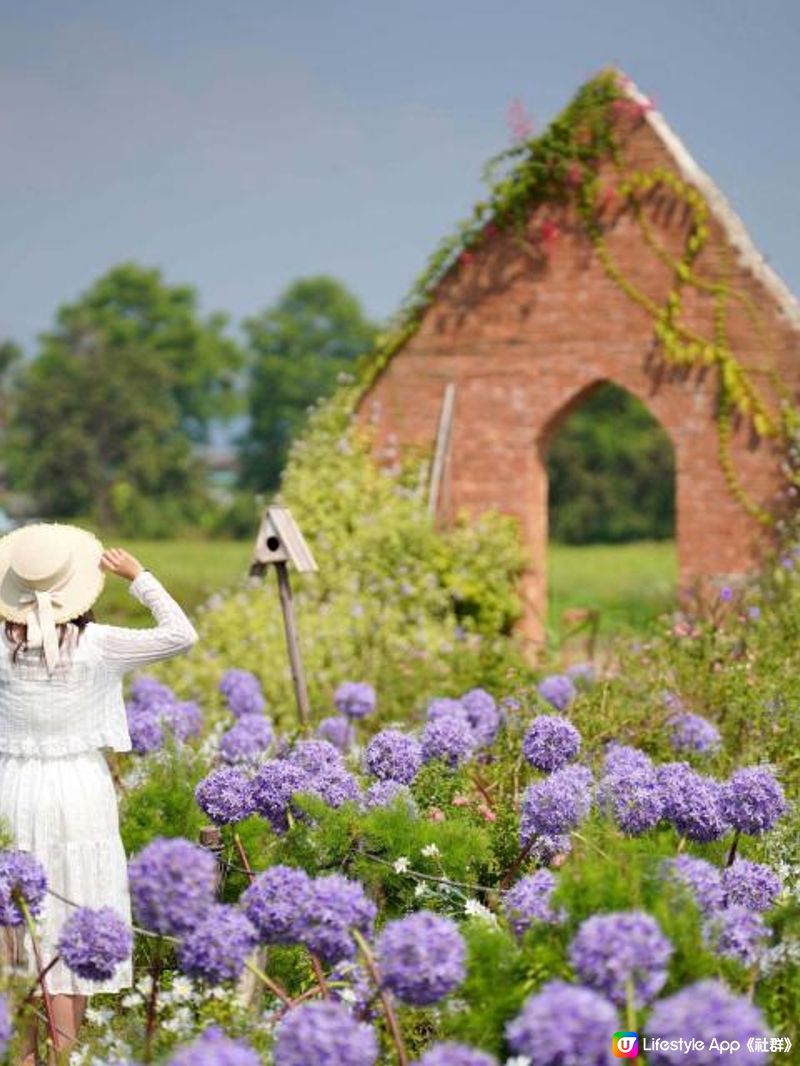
91, 570, 199, 673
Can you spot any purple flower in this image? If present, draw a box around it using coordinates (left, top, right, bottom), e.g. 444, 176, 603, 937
126, 706, 164, 755
528, 833, 573, 864
363, 730, 422, 784
600, 759, 662, 836
721, 766, 787, 835
329, 959, 377, 1021
663, 856, 724, 916
506, 980, 619, 1065
195, 767, 255, 825
274, 1001, 378, 1066
286, 739, 346, 774
603, 744, 652, 776
376, 911, 466, 1005
297, 874, 377, 965
502, 871, 565, 937
520, 765, 593, 843
568, 911, 672, 1008
310, 766, 362, 809
721, 860, 781, 912
415, 1043, 498, 1066
566, 661, 596, 686
657, 763, 729, 842
703, 905, 769, 966
647, 980, 769, 1064
668, 713, 721, 755
219, 668, 266, 717
747, 605, 761, 621
459, 688, 501, 747
426, 698, 468, 724
334, 682, 376, 720
537, 674, 577, 712
219, 715, 274, 764
128, 837, 217, 936
523, 715, 581, 772
129, 675, 176, 709
0, 849, 47, 925
0, 994, 10, 1059
361, 780, 418, 814
250, 760, 312, 834
421, 716, 476, 767
720, 585, 734, 602
177, 903, 258, 984
57, 906, 132, 981
167, 1024, 261, 1066
317, 715, 355, 752
161, 700, 204, 742
241, 865, 312, 944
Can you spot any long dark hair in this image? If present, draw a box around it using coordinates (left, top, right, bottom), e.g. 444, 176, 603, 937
4, 610, 96, 664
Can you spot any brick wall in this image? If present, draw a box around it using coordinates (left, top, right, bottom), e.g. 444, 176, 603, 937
357, 110, 800, 648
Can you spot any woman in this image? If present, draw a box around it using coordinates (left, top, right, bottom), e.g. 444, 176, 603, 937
0, 523, 199, 1065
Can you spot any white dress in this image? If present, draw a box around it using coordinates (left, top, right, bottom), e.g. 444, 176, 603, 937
0, 570, 199, 995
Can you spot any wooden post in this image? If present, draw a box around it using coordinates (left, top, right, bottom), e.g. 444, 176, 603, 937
427, 382, 456, 519
275, 561, 311, 730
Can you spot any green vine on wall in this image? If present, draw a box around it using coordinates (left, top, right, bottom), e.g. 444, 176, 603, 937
358, 68, 796, 526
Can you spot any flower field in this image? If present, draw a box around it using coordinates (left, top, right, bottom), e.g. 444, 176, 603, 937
1, 395, 799, 1064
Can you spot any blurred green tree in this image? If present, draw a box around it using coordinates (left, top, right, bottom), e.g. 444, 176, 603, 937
547, 383, 675, 543
238, 276, 376, 490
3, 263, 244, 531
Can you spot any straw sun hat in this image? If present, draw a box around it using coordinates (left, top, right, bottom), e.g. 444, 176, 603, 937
0, 522, 105, 674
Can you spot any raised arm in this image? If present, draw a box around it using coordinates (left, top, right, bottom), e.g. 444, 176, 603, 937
92, 565, 199, 673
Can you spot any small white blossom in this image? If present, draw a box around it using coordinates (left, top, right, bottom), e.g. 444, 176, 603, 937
135, 973, 154, 997
414, 882, 429, 898
120, 991, 142, 1009
505, 1058, 533, 1066
339, 988, 357, 1005
169, 975, 195, 1002
465, 899, 498, 926
85, 1007, 113, 1026
393, 856, 411, 874
421, 844, 440, 858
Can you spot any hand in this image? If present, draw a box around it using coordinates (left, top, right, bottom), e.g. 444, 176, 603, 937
100, 547, 145, 582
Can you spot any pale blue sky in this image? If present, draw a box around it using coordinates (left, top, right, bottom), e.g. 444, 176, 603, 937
1, 0, 798, 357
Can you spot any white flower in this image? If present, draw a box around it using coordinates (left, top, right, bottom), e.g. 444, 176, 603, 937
414, 882, 429, 898
120, 991, 142, 1009
135, 973, 154, 997
85, 1007, 113, 1026
339, 988, 357, 1005
421, 843, 440, 858
393, 856, 411, 874
505, 1058, 532, 1066
464, 899, 498, 926
169, 975, 195, 1002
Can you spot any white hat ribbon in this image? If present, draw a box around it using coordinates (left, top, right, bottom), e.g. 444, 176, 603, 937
18, 588, 65, 675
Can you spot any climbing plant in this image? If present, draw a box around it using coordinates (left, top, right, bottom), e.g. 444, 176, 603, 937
358, 68, 798, 526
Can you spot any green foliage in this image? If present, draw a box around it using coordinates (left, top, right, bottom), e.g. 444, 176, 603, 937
548, 383, 675, 544
3, 263, 243, 532
239, 276, 377, 491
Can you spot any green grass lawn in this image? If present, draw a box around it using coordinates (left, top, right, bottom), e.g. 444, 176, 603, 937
91, 536, 678, 638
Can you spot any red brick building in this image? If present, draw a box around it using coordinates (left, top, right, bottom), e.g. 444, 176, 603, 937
358, 72, 800, 646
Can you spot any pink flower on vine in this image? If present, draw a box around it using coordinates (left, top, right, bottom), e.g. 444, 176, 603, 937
540, 219, 561, 249
460, 250, 475, 267
483, 221, 499, 240
566, 162, 583, 188
507, 97, 534, 142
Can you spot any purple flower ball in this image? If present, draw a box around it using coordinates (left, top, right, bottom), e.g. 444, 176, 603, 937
274, 1001, 378, 1066
537, 674, 577, 712
421, 716, 476, 768
297, 874, 377, 965
0, 994, 9, 1059
126, 706, 164, 755
523, 715, 581, 772
161, 700, 204, 742
520, 764, 593, 843
310, 766, 362, 809
722, 859, 781, 912
376, 911, 466, 1005
566, 661, 596, 686
528, 833, 573, 864
647, 980, 769, 1064
426, 698, 468, 724
568, 911, 672, 1008
502, 871, 565, 937
219, 669, 266, 717
57, 906, 132, 981
195, 767, 255, 825
603, 744, 652, 776
657, 763, 729, 842
703, 905, 769, 966
128, 837, 217, 936
334, 682, 376, 720
250, 760, 312, 834
361, 780, 418, 814
219, 715, 274, 764
721, 766, 787, 835
167, 1024, 261, 1066
663, 856, 724, 916
241, 864, 312, 944
600, 760, 663, 836
415, 1043, 498, 1066
363, 730, 423, 784
0, 849, 47, 925
668, 712, 721, 755
459, 688, 502, 747
317, 715, 355, 752
177, 903, 258, 984
506, 980, 619, 1065
286, 739, 346, 774
129, 675, 176, 709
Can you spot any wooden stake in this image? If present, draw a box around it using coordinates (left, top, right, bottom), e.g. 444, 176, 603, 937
427, 382, 455, 519
275, 562, 311, 730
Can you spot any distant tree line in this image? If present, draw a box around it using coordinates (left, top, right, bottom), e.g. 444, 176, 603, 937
0, 263, 673, 542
